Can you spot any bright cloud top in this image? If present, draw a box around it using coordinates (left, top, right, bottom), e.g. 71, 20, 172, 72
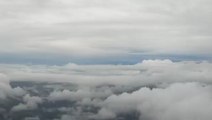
1, 60, 212, 120
97, 82, 212, 120
1, 59, 212, 86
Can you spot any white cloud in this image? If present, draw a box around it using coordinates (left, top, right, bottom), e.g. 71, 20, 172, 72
1, 59, 212, 87
1, 59, 212, 119
98, 82, 212, 120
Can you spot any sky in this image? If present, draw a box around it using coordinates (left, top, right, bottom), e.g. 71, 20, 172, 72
0, 0, 212, 64
1, 0, 212, 120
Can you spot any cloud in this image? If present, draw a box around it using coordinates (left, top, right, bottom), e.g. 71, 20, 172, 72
0, 0, 212, 62
94, 108, 116, 119
1, 59, 212, 119
1, 1, 212, 119
11, 94, 42, 112
0, 73, 25, 100
0, 73, 12, 99
59, 115, 76, 120
97, 82, 212, 120
1, 59, 212, 87
48, 87, 113, 102
24, 116, 40, 120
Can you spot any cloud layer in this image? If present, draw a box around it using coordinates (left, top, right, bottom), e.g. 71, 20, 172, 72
1, 60, 212, 119
0, 0, 212, 64
1, 59, 212, 86
99, 82, 212, 120
1, 0, 212, 119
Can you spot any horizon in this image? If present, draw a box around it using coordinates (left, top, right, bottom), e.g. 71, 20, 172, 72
1, 0, 212, 120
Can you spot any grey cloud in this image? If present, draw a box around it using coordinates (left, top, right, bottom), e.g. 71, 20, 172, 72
94, 108, 116, 119
59, 115, 76, 120
0, 0, 212, 59
0, 73, 25, 100
48, 88, 112, 102
1, 59, 212, 87
11, 94, 42, 112
1, 60, 212, 119
0, 74, 11, 99
1, 1, 212, 120
24, 116, 40, 120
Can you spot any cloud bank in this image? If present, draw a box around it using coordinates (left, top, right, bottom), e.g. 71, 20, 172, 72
98, 82, 212, 120
0, 60, 212, 119
1, 59, 212, 86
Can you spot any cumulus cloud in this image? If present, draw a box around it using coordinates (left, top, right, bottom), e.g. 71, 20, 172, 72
94, 108, 116, 119
48, 87, 112, 102
2, 59, 210, 119
0, 73, 25, 100
97, 82, 212, 120
0, 59, 212, 120
11, 94, 42, 111
0, 73, 12, 99
1, 60, 212, 119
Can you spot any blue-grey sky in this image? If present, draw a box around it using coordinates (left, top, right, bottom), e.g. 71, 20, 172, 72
0, 0, 212, 64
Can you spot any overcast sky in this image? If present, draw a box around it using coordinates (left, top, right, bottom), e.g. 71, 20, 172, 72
1, 1, 212, 119
0, 0, 212, 64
